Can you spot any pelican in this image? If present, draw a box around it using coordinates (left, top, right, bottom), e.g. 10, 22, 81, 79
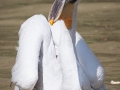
11, 0, 105, 90
49, 0, 105, 89
11, 15, 62, 90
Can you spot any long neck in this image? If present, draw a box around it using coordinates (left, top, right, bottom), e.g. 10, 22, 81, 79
69, 0, 80, 45
59, 21, 80, 89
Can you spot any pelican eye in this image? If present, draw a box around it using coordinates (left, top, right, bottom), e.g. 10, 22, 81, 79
69, 0, 77, 4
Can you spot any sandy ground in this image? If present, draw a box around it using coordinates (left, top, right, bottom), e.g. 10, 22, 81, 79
0, 2, 120, 90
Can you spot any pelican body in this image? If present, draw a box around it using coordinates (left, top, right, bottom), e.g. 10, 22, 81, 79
11, 0, 105, 90
11, 15, 62, 90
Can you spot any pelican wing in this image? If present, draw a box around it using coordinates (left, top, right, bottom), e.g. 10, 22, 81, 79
51, 20, 91, 90
51, 20, 105, 90
76, 32, 105, 89
11, 15, 50, 90
41, 38, 62, 90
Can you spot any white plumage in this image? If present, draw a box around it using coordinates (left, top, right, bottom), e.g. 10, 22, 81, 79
11, 0, 105, 90
51, 20, 105, 90
76, 32, 105, 89
11, 15, 62, 90
55, 20, 91, 90
50, 0, 105, 89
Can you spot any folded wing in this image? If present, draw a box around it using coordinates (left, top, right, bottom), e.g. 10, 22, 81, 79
11, 15, 51, 90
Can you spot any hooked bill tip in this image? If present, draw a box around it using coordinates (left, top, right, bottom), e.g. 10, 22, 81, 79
49, 19, 54, 26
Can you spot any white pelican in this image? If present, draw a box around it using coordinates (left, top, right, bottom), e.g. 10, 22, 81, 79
49, 0, 105, 89
11, 0, 105, 90
11, 15, 62, 90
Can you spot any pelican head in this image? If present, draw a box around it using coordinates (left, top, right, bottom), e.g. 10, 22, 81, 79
48, 0, 80, 29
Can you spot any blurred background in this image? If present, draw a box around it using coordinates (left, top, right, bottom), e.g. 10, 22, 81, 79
0, 0, 120, 90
